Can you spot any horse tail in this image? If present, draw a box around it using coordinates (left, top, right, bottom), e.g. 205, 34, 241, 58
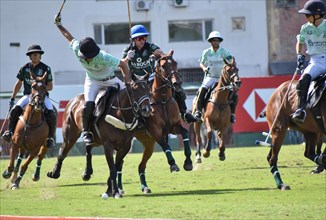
259, 111, 266, 118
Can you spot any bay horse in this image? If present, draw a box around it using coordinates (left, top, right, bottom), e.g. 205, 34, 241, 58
123, 49, 193, 193
2, 73, 52, 189
193, 57, 240, 163
47, 78, 151, 199
262, 74, 326, 190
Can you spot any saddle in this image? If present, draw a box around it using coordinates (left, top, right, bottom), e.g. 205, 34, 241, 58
94, 83, 120, 123
306, 74, 326, 133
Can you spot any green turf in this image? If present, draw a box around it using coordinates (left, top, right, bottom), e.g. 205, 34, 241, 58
0, 144, 325, 220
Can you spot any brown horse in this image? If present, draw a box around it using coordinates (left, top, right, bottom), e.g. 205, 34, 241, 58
115, 49, 193, 194
47, 78, 151, 198
260, 75, 326, 190
193, 57, 240, 163
2, 73, 51, 189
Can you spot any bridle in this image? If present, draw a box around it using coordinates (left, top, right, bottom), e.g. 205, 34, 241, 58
126, 79, 151, 116
153, 55, 183, 94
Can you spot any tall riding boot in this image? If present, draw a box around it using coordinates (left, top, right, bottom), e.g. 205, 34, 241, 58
82, 101, 95, 144
292, 74, 311, 123
46, 110, 57, 148
174, 88, 197, 123
193, 87, 208, 121
2, 106, 23, 142
229, 92, 238, 123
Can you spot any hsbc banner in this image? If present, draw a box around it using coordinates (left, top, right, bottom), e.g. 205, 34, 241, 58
234, 75, 299, 133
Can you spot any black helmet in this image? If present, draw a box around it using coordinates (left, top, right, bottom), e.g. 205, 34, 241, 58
298, 0, 326, 15
26, 45, 44, 56
78, 37, 100, 59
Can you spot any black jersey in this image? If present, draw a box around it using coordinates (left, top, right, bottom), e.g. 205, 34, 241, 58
17, 62, 52, 95
122, 42, 160, 77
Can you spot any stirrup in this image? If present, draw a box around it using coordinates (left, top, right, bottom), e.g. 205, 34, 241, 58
83, 132, 94, 144
2, 131, 13, 142
46, 138, 55, 148
292, 109, 306, 123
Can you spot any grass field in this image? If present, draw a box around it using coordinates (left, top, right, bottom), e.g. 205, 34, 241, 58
0, 144, 325, 220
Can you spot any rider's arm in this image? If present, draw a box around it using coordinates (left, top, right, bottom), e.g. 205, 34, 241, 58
296, 41, 304, 55
56, 24, 74, 43
11, 80, 22, 99
153, 49, 165, 58
46, 81, 53, 92
118, 60, 131, 83
199, 63, 209, 73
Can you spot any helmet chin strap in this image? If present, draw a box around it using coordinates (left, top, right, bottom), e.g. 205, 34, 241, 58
312, 14, 323, 25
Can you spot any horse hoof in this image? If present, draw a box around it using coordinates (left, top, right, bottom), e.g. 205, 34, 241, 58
195, 154, 202, 163
278, 183, 291, 190
114, 193, 123, 199
11, 184, 19, 190
219, 152, 226, 161
118, 188, 125, 195
142, 187, 152, 194
203, 151, 210, 158
47, 171, 60, 179
183, 162, 193, 171
310, 166, 325, 174
170, 164, 180, 172
2, 171, 12, 179
32, 177, 40, 182
82, 173, 92, 181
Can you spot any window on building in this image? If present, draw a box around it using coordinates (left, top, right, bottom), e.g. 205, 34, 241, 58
168, 19, 213, 42
275, 0, 296, 7
94, 23, 151, 45
232, 17, 246, 31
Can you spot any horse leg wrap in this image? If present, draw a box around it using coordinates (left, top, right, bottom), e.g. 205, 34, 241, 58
270, 165, 283, 188
165, 150, 176, 165
14, 154, 23, 173
139, 173, 147, 189
181, 127, 191, 157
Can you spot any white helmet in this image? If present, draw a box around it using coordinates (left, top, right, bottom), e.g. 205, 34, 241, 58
207, 31, 223, 42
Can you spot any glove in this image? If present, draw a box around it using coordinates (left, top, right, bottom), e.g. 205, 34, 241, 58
54, 14, 62, 26
297, 53, 305, 68
127, 50, 135, 60
9, 98, 15, 110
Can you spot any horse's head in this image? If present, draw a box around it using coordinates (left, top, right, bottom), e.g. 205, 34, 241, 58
221, 57, 241, 89
127, 73, 151, 118
156, 49, 183, 92
30, 72, 47, 112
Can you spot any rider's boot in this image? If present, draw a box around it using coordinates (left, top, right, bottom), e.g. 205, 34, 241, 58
193, 87, 208, 121
174, 88, 197, 123
229, 92, 238, 123
2, 106, 23, 142
292, 74, 311, 123
46, 110, 57, 148
82, 101, 95, 144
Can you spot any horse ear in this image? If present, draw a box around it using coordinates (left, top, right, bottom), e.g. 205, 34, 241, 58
30, 71, 37, 80
223, 57, 229, 65
169, 49, 174, 56
232, 57, 235, 64
40, 71, 48, 81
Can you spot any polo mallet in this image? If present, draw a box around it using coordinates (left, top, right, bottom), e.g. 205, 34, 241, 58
126, 0, 132, 44
255, 66, 300, 147
57, 0, 67, 16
